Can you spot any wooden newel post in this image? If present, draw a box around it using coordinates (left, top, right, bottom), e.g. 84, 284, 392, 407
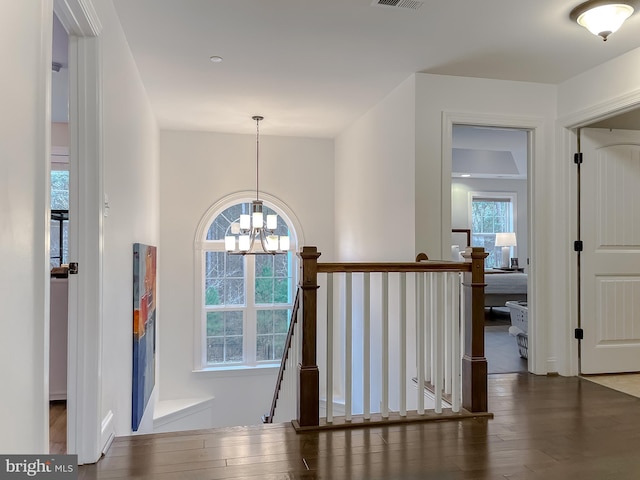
461, 247, 489, 412
297, 246, 321, 427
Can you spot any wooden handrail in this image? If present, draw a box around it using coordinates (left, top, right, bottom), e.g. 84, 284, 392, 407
317, 261, 471, 274
262, 288, 301, 424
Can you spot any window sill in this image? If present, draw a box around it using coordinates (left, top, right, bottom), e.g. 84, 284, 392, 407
192, 364, 279, 378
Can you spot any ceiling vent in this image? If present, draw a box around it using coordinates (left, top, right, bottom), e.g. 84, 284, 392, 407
372, 0, 423, 10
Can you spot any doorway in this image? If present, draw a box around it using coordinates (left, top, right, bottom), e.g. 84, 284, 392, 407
50, 11, 70, 455
450, 124, 530, 374
51, 0, 104, 464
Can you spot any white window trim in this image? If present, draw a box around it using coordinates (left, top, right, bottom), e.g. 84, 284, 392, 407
193, 191, 305, 372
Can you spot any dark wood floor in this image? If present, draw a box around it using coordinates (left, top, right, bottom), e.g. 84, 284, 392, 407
49, 400, 67, 454
79, 373, 640, 479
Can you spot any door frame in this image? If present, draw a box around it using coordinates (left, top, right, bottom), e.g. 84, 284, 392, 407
559, 93, 640, 376
442, 112, 545, 375
53, 0, 104, 464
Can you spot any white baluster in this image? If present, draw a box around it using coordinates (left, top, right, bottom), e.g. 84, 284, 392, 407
444, 272, 452, 396
381, 272, 389, 418
434, 274, 443, 414
451, 273, 461, 412
363, 272, 371, 420
425, 272, 432, 383
345, 272, 352, 422
416, 272, 425, 415
399, 272, 407, 417
326, 273, 334, 423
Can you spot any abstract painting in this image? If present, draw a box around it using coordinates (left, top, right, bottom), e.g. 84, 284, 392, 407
132, 243, 157, 431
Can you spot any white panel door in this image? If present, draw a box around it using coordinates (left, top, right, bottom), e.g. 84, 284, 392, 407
581, 128, 640, 374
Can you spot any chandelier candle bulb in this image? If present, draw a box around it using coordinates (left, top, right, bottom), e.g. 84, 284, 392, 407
239, 235, 251, 251
267, 235, 279, 251
280, 236, 290, 251
240, 214, 250, 230
267, 214, 278, 230
253, 211, 264, 229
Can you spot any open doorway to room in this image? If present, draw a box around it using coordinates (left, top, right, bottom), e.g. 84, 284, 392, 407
451, 124, 529, 374
49, 11, 70, 455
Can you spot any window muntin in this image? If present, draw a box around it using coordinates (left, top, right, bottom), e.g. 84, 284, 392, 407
470, 194, 516, 269
201, 201, 296, 368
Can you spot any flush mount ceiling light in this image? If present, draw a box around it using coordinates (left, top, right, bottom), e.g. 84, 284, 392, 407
570, 0, 635, 41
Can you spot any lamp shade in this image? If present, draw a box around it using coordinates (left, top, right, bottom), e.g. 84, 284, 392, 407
495, 232, 517, 247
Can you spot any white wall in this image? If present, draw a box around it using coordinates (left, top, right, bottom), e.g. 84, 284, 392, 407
92, 0, 160, 436
0, 0, 52, 454
451, 178, 528, 270
558, 46, 640, 122
334, 76, 416, 262
414, 74, 559, 374
158, 130, 334, 427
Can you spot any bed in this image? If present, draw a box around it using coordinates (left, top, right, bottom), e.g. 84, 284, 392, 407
485, 271, 527, 307
451, 229, 527, 307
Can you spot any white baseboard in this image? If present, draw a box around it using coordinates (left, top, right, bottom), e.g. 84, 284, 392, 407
100, 410, 115, 455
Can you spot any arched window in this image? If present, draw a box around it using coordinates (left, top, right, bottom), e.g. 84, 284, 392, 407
195, 195, 301, 369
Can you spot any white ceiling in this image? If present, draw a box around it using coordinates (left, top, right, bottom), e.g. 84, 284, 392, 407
110, 0, 640, 138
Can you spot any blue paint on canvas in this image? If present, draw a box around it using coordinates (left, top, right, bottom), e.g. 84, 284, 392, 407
132, 243, 157, 431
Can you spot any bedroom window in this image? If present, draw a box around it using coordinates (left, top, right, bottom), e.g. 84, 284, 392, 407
50, 169, 69, 268
197, 200, 297, 369
470, 193, 516, 269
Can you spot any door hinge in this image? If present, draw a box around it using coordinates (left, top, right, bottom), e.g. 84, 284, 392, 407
574, 240, 583, 252
575, 328, 584, 340
574, 152, 583, 164
69, 262, 79, 275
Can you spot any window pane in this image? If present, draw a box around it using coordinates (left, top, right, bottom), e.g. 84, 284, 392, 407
51, 170, 69, 210
226, 336, 243, 362
225, 278, 245, 305
206, 310, 244, 364
257, 314, 272, 335
256, 309, 290, 361
274, 253, 288, 277
206, 312, 224, 336
207, 337, 224, 364
255, 278, 273, 304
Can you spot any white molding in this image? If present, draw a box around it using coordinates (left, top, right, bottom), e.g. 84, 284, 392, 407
56, 0, 104, 465
442, 111, 547, 375
559, 88, 640, 129
40, 0, 55, 454
53, 0, 101, 36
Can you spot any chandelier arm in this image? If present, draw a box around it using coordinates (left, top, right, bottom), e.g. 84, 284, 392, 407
258, 228, 276, 255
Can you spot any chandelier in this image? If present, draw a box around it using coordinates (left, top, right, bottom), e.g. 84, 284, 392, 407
224, 116, 290, 255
